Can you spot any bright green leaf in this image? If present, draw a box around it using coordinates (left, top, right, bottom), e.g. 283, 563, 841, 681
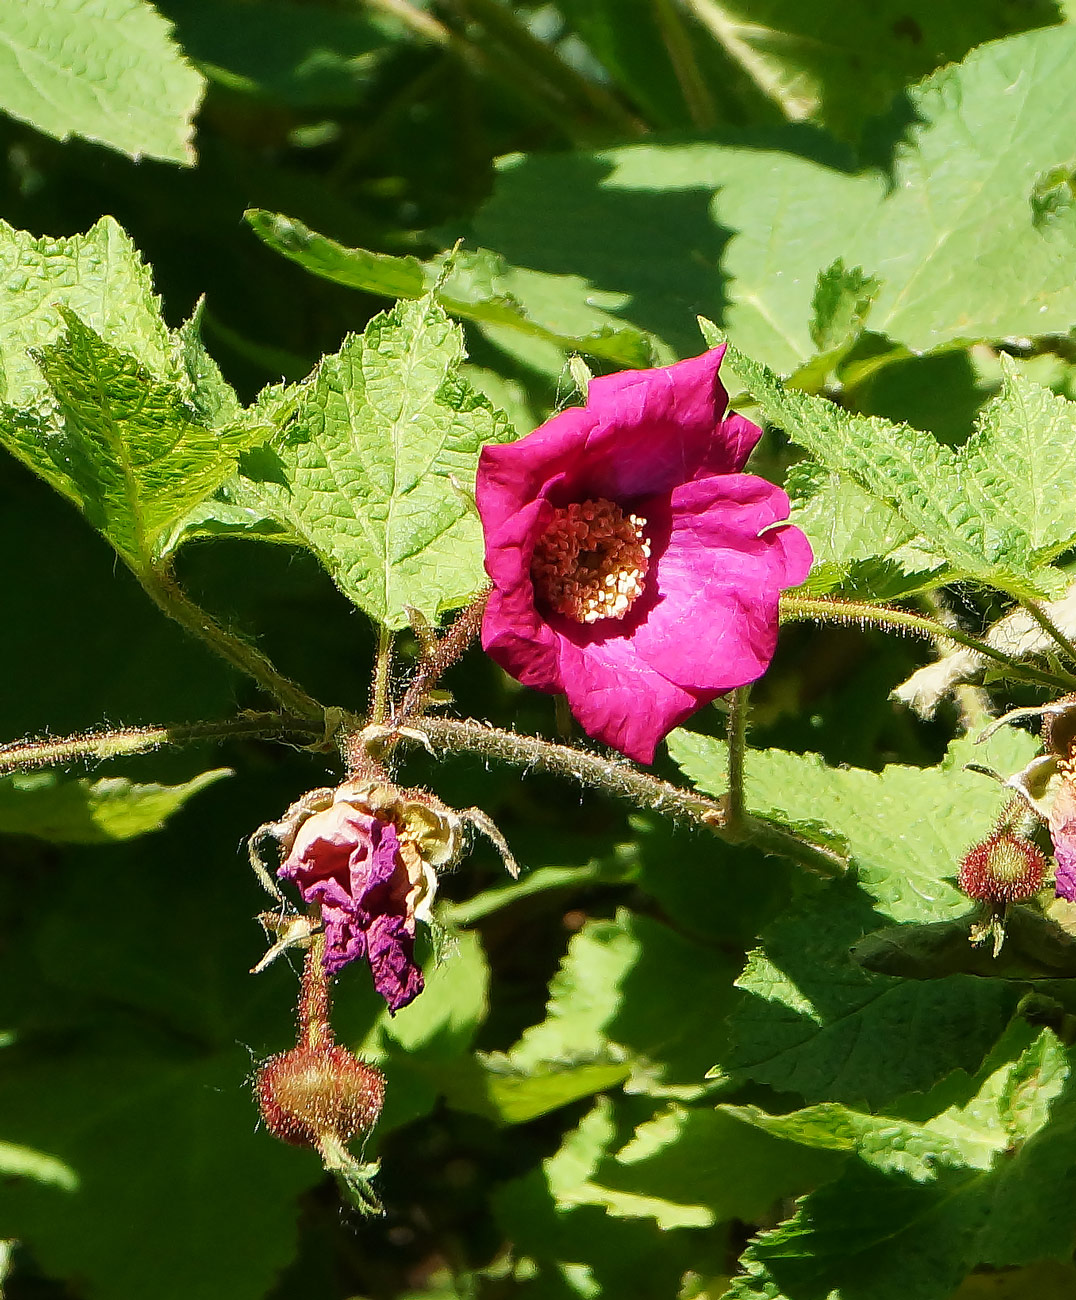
0, 217, 171, 409
725, 1033, 1076, 1300
0, 0, 204, 163
0, 310, 262, 571
0, 769, 230, 843
785, 460, 948, 599
715, 333, 1076, 597
236, 296, 513, 629
475, 28, 1076, 370
246, 210, 660, 369
669, 730, 1038, 923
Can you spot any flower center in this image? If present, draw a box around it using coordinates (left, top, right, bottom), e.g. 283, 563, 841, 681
531, 498, 650, 624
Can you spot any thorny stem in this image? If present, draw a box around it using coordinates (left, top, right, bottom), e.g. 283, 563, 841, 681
780, 594, 1076, 693
370, 627, 395, 726
0, 714, 322, 777
403, 715, 847, 877
725, 687, 749, 834
142, 566, 325, 721
298, 932, 332, 1052
1017, 598, 1076, 667
395, 590, 489, 723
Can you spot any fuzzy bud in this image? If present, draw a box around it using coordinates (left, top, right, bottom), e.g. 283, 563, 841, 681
959, 831, 1047, 905
257, 1043, 385, 1148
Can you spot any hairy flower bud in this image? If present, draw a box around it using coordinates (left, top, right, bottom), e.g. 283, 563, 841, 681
257, 1044, 385, 1148
959, 831, 1047, 904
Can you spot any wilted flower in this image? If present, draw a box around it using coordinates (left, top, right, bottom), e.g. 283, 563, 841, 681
275, 780, 460, 1013
476, 346, 812, 763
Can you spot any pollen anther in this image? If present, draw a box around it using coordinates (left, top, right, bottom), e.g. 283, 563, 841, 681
531, 498, 650, 624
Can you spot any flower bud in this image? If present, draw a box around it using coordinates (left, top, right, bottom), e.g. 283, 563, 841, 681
959, 831, 1047, 905
257, 1044, 385, 1148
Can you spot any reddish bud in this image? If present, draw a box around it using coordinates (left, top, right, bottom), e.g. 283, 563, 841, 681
257, 1044, 385, 1148
959, 831, 1047, 905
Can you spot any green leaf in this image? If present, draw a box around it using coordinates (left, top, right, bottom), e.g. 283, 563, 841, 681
715, 333, 1076, 598
725, 1032, 1076, 1300
667, 733, 1037, 1104
0, 217, 171, 409
474, 28, 1076, 371
504, 908, 740, 1095
245, 210, 659, 368
0, 310, 261, 571
809, 260, 882, 354
163, 0, 392, 109
0, 0, 203, 163
583, 1104, 841, 1230
236, 296, 513, 629
723, 877, 1021, 1107
494, 1099, 726, 1298
669, 730, 1038, 924
680, 0, 1056, 139
0, 1139, 78, 1191
785, 460, 948, 599
0, 769, 230, 843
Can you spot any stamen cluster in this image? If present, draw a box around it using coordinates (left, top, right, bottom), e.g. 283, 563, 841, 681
531, 498, 650, 624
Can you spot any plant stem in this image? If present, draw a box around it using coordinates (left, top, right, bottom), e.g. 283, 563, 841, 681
370, 627, 395, 726
1017, 598, 1076, 667
651, 0, 717, 127
0, 714, 322, 777
405, 715, 846, 876
457, 0, 643, 136
142, 566, 325, 721
395, 589, 488, 723
364, 0, 615, 144
780, 594, 1076, 693
725, 687, 749, 834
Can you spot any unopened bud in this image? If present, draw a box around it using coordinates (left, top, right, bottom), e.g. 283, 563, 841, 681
257, 1044, 385, 1148
959, 831, 1047, 905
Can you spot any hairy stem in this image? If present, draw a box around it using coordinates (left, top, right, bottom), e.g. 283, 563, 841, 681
780, 594, 1076, 692
370, 627, 395, 726
0, 714, 322, 777
298, 931, 332, 1052
142, 566, 325, 721
396, 589, 488, 723
725, 687, 749, 834
405, 715, 846, 876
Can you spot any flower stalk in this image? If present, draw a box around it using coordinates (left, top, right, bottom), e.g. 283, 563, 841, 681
399, 715, 846, 876
0, 714, 323, 777
780, 593, 1076, 692
141, 565, 326, 721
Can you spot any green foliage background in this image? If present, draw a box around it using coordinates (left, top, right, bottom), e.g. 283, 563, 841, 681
7, 3, 1076, 1299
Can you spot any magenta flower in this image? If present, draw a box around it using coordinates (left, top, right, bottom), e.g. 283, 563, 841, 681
279, 798, 434, 1013
476, 346, 813, 763
1050, 775, 1076, 902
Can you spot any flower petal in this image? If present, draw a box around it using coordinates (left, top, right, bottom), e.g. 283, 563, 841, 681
1050, 778, 1076, 901
631, 475, 813, 692
476, 408, 595, 539
365, 914, 424, 1013
554, 632, 709, 764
